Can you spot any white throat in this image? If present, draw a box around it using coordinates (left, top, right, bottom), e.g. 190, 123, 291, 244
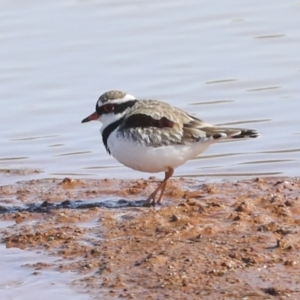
99, 111, 126, 133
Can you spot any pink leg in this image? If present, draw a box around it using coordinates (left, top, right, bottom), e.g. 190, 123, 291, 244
145, 167, 174, 205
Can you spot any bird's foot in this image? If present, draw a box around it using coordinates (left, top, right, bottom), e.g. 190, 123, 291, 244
144, 168, 173, 207
144, 191, 159, 207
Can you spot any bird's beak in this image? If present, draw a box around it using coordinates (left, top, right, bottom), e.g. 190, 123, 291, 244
81, 111, 99, 123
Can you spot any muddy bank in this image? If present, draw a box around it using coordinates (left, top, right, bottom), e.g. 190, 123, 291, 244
1, 176, 300, 299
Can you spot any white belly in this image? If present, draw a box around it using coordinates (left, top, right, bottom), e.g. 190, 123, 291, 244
107, 130, 214, 173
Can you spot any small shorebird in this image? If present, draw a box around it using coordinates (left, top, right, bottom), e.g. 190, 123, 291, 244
82, 90, 260, 205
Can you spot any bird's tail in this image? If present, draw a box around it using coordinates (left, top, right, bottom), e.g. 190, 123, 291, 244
201, 126, 261, 140
230, 128, 260, 139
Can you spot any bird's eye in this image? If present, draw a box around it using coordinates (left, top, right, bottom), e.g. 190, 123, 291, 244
103, 104, 115, 113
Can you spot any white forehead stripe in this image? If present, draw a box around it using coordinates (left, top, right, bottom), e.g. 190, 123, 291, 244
120, 93, 136, 101
97, 93, 136, 107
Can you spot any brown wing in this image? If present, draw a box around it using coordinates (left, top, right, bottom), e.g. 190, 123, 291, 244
122, 113, 175, 129
119, 100, 214, 146
119, 99, 260, 147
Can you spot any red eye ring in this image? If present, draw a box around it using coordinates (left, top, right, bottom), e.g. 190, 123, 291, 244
103, 104, 115, 113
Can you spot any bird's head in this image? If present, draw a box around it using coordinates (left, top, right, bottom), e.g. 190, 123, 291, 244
81, 90, 137, 127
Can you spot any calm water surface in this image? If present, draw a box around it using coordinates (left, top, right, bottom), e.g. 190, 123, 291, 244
1, 0, 300, 185
0, 241, 89, 300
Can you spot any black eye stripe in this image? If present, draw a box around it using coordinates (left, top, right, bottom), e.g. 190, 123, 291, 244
103, 104, 114, 113
96, 100, 137, 115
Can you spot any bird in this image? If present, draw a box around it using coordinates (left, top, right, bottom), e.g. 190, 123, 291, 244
81, 90, 260, 205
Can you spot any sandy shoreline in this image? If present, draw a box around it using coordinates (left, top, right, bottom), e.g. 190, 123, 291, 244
1, 176, 300, 299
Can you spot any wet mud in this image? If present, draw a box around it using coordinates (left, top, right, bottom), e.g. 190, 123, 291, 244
1, 176, 300, 299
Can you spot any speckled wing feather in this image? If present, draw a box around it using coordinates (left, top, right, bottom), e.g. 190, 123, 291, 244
117, 100, 207, 147
118, 99, 259, 147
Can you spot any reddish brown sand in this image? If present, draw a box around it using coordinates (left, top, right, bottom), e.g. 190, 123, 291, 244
1, 176, 300, 299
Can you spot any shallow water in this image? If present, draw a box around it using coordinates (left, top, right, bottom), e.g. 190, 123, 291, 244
1, 0, 300, 186
0, 222, 90, 300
